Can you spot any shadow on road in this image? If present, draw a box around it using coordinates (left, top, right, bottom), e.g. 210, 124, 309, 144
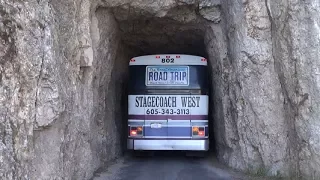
92, 150, 284, 180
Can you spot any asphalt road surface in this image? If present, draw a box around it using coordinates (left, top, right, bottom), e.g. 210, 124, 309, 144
92, 151, 255, 180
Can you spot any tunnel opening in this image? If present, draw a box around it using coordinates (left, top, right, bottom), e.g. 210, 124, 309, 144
116, 15, 216, 154
92, 3, 223, 166
118, 18, 208, 58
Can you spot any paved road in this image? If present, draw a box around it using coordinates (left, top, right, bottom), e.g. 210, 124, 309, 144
92, 151, 249, 180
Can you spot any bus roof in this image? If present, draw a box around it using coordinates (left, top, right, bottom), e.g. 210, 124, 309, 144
129, 54, 207, 66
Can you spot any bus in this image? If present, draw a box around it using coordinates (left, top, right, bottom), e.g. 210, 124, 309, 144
127, 54, 209, 153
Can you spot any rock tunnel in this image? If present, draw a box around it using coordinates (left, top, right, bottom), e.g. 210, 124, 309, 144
92, 4, 219, 154
1, 0, 320, 180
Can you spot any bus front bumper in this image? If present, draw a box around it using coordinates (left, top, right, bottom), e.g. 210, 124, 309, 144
127, 139, 209, 151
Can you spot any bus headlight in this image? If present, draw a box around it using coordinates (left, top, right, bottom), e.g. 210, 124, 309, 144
130, 126, 143, 136
192, 126, 205, 137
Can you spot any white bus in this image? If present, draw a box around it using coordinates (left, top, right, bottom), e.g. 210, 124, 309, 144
127, 54, 209, 152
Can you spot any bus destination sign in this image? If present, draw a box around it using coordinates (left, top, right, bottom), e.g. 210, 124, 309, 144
145, 66, 189, 86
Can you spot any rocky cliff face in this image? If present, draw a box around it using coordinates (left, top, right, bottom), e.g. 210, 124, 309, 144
208, 0, 320, 178
0, 1, 128, 179
0, 0, 319, 179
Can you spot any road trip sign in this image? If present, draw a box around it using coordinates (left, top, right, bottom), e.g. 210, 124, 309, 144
145, 66, 189, 86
